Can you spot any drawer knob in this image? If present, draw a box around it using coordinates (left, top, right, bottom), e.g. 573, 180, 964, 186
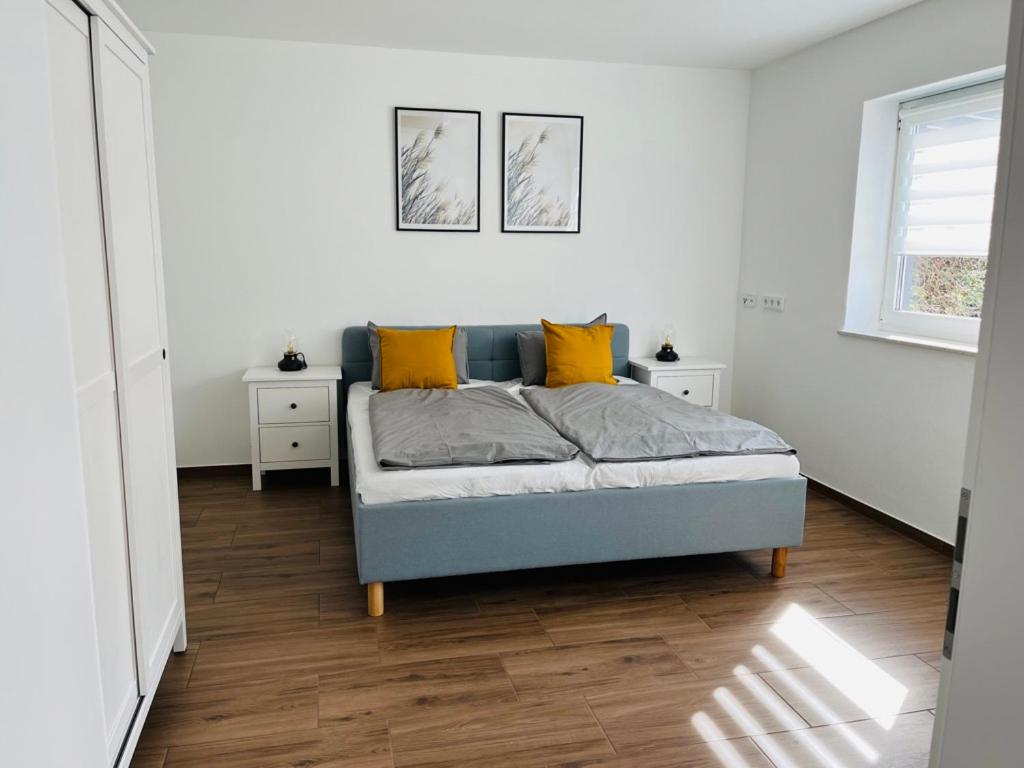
291, 441, 299, 448
683, 389, 690, 396
290, 402, 298, 409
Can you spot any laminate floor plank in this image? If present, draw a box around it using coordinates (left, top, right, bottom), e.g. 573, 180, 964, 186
620, 562, 763, 598
378, 607, 552, 664
179, 522, 236, 550
819, 608, 946, 660
158, 643, 200, 693
501, 636, 697, 700
318, 654, 518, 725
733, 547, 883, 584
183, 540, 320, 572
817, 573, 951, 615
662, 622, 815, 680
188, 625, 379, 687
320, 589, 480, 627
545, 737, 774, 768
752, 711, 935, 768
196, 503, 325, 527
128, 747, 167, 768
587, 672, 809, 753
916, 651, 945, 672
472, 578, 629, 613
183, 570, 221, 605
318, 540, 358, 567
177, 503, 203, 527
388, 698, 614, 768
140, 675, 319, 748
535, 595, 710, 646
760, 654, 941, 726
214, 562, 352, 603
186, 593, 321, 642
161, 721, 392, 768
679, 583, 853, 628
230, 515, 349, 547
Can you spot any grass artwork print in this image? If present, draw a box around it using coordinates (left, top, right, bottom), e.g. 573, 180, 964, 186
395, 108, 480, 231
503, 113, 583, 233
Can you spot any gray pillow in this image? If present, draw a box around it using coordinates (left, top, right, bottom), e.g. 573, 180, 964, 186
517, 314, 608, 386
367, 322, 469, 389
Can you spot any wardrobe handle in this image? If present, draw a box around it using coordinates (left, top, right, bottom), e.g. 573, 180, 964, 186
683, 389, 690, 396
291, 441, 299, 448
290, 403, 298, 409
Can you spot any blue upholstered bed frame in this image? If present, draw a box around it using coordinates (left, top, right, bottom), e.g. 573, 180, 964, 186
341, 324, 806, 615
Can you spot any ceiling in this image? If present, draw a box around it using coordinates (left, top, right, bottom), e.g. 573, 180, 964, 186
118, 0, 928, 69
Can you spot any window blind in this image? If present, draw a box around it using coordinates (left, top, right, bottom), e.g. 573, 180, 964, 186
887, 79, 1003, 320
894, 80, 1003, 259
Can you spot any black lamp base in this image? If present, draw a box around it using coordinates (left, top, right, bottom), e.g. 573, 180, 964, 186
655, 344, 679, 362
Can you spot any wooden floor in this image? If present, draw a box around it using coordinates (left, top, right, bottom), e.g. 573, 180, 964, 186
133, 469, 951, 768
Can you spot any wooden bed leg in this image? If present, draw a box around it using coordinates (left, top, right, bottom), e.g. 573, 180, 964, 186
771, 547, 789, 578
368, 582, 384, 617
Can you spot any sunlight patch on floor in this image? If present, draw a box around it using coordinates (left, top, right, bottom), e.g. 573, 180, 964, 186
771, 604, 908, 729
727, 669, 850, 768
732, 665, 806, 731
752, 644, 880, 762
683, 601, 921, 767
691, 712, 764, 768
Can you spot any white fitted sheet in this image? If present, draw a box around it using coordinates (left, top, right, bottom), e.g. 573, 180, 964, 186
349, 380, 800, 505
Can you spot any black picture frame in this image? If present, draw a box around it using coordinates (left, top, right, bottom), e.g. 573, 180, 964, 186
395, 107, 481, 232
501, 112, 583, 233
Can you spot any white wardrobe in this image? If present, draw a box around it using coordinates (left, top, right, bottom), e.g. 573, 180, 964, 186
45, 0, 186, 765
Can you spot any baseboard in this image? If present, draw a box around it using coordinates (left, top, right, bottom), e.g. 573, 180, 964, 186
804, 476, 953, 557
176, 464, 249, 479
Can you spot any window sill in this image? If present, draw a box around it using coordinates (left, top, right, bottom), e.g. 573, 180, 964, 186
838, 328, 977, 356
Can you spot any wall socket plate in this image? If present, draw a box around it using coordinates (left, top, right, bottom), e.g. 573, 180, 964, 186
740, 293, 758, 308
762, 295, 785, 312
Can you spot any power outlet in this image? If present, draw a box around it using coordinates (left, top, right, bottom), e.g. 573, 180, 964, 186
740, 293, 758, 309
762, 295, 785, 312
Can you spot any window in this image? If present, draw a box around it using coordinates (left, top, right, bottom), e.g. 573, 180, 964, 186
880, 80, 1003, 344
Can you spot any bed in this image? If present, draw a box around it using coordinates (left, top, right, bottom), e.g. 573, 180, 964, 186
341, 323, 806, 616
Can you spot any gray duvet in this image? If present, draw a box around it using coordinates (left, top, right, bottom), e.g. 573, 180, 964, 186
521, 383, 794, 462
370, 386, 579, 469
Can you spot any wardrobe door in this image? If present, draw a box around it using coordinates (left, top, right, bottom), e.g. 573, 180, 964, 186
45, 0, 139, 760
90, 17, 186, 693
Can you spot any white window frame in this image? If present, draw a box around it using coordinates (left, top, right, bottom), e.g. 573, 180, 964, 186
878, 80, 1002, 345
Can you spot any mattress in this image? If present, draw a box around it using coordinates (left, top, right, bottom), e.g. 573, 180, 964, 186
348, 380, 801, 505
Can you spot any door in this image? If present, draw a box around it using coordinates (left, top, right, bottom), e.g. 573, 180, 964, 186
90, 16, 186, 694
931, 1, 1024, 764
45, 0, 139, 760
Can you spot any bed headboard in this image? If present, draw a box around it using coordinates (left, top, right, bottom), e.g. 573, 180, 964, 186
340, 323, 630, 388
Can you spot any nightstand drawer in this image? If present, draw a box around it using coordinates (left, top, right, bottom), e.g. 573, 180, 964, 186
257, 386, 329, 424
656, 373, 715, 406
259, 425, 331, 462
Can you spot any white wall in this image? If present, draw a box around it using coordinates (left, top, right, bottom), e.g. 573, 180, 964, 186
734, 0, 1011, 543
146, 33, 751, 467
0, 1, 108, 765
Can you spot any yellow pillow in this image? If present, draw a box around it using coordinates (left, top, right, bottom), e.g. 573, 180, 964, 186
541, 319, 617, 387
378, 326, 458, 391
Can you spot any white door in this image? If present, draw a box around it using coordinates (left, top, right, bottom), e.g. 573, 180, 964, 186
45, 0, 139, 760
90, 16, 186, 694
931, 2, 1024, 764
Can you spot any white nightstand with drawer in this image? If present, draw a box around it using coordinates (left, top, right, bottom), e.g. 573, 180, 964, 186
629, 357, 726, 409
243, 366, 342, 490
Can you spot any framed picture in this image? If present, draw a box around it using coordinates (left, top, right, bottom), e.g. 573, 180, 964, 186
502, 113, 583, 233
395, 107, 480, 231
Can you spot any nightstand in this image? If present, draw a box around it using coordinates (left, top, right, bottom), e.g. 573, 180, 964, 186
629, 357, 726, 409
242, 366, 342, 491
